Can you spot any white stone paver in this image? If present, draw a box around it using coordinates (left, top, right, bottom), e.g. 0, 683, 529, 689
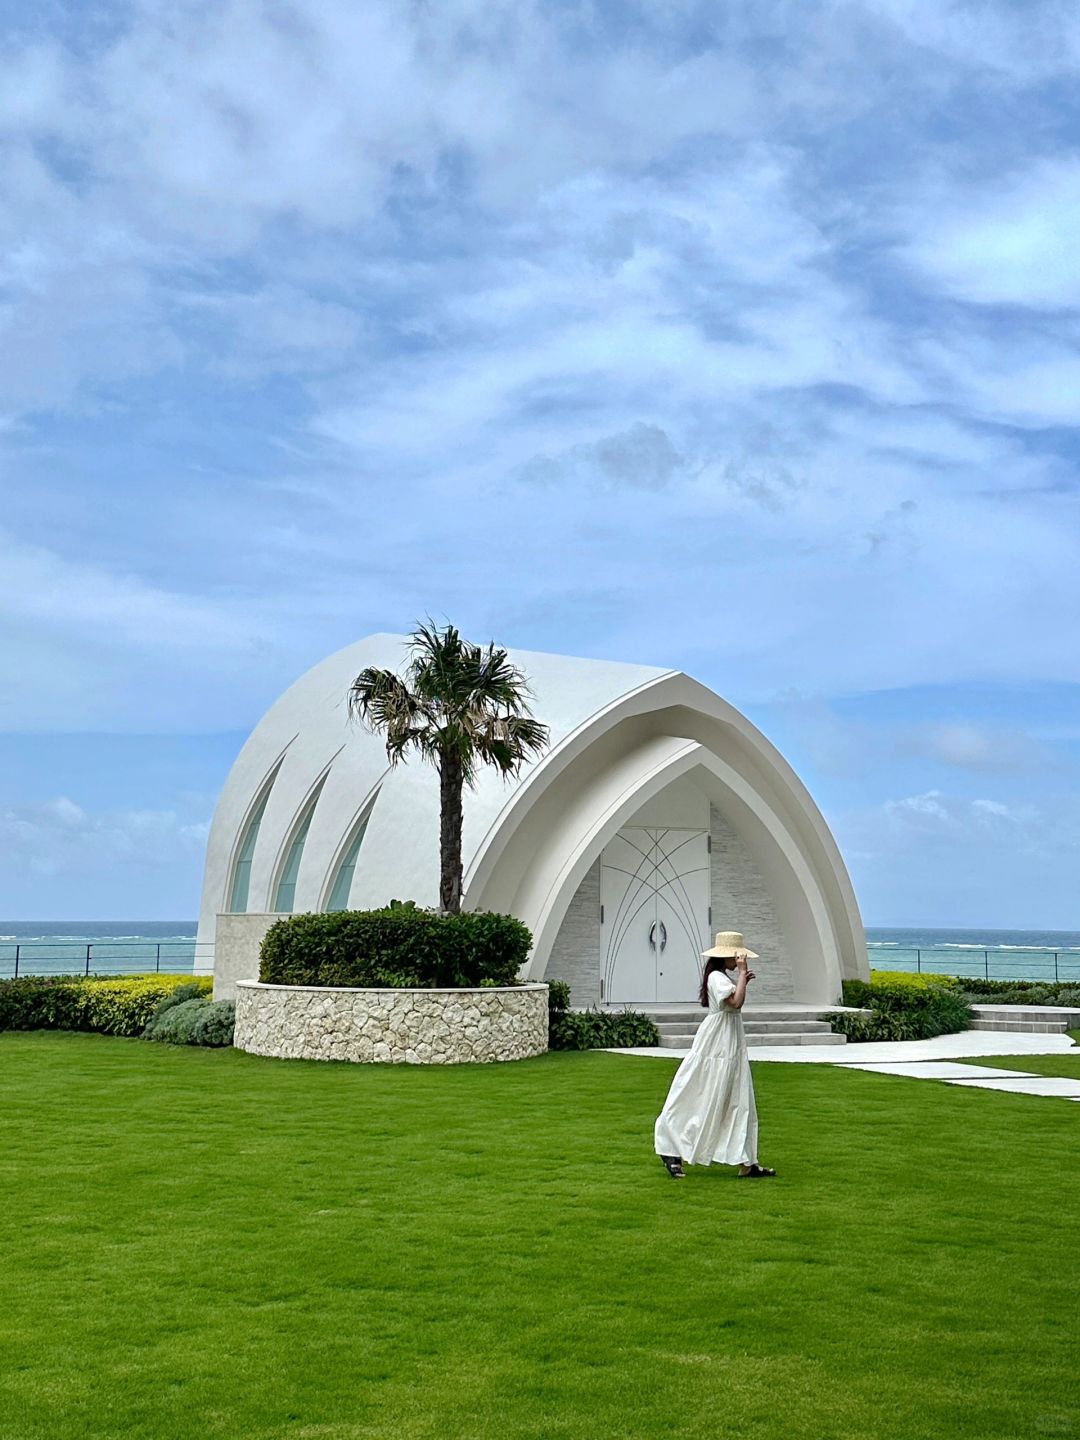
840, 1061, 1034, 1080
611, 1031, 1076, 1063
607, 1030, 1080, 1101
943, 1075, 1080, 1099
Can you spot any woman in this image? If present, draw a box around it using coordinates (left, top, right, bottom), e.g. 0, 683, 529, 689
654, 930, 777, 1180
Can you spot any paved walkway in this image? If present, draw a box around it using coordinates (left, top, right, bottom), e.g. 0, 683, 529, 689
609, 1030, 1080, 1101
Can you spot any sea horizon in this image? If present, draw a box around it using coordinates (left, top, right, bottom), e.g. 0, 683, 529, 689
2, 920, 1080, 984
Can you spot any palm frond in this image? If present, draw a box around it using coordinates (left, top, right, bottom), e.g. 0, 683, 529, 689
347, 666, 434, 765
471, 712, 551, 778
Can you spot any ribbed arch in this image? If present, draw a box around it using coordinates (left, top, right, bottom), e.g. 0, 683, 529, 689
324, 798, 377, 912
273, 777, 327, 913
227, 759, 284, 913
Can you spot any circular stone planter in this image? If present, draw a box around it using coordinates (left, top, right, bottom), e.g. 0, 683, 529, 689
234, 981, 549, 1065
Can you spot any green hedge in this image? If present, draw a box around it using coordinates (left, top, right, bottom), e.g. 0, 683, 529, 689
0, 974, 212, 1037
833, 970, 971, 1042
259, 906, 532, 989
546, 978, 659, 1050
960, 979, 1080, 1007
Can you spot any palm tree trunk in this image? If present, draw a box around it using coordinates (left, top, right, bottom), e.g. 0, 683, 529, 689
439, 750, 464, 914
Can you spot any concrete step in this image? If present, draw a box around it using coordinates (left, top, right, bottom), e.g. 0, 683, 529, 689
654, 1018, 836, 1037
969, 1003, 1076, 1034
744, 1019, 836, 1034
657, 1030, 847, 1050
970, 1019, 1068, 1034
641, 1007, 857, 1023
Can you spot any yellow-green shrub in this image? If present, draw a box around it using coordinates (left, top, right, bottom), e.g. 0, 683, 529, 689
0, 974, 211, 1037
835, 969, 970, 1042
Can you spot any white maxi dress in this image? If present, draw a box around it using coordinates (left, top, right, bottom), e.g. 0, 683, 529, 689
653, 970, 759, 1167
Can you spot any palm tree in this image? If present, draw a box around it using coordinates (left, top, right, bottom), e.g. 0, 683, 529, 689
347, 621, 550, 914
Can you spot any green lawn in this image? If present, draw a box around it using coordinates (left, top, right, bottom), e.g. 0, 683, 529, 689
961, 1034, 1080, 1080
1, 1034, 1078, 1440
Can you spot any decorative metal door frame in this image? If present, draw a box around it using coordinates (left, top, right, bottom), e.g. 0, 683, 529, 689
601, 827, 709, 1002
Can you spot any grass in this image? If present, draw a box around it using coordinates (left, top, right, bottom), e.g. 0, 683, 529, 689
1, 1034, 1078, 1440
960, 1032, 1080, 1079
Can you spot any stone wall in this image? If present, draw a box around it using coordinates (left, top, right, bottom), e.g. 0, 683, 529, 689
234, 982, 549, 1064
710, 805, 794, 1002
543, 858, 601, 1006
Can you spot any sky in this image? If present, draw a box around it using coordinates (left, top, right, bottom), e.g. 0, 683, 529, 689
2, 0, 1080, 926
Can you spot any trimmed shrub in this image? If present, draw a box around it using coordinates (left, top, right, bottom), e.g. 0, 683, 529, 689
259, 907, 532, 989
961, 978, 1080, 1007
144, 998, 235, 1047
833, 970, 971, 1042
546, 980, 658, 1050
841, 971, 962, 1008
547, 980, 571, 1019
550, 1008, 660, 1050
0, 974, 211, 1037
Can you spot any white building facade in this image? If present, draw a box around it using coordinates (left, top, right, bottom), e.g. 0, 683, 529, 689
196, 635, 869, 1004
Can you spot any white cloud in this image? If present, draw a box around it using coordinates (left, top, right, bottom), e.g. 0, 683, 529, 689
885, 788, 954, 826
44, 796, 87, 827
903, 159, 1080, 310
0, 0, 1077, 737
895, 723, 1064, 772
0, 529, 261, 651
881, 787, 1041, 838
0, 797, 210, 883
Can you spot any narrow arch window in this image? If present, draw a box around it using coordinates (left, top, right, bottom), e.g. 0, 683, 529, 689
273, 780, 325, 914
325, 811, 372, 912
228, 763, 282, 913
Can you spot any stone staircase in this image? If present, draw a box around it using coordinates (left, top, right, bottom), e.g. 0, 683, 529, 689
636, 1003, 851, 1049
970, 1004, 1080, 1035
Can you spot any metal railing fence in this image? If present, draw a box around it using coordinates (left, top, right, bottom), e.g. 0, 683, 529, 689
869, 945, 1080, 984
0, 939, 212, 980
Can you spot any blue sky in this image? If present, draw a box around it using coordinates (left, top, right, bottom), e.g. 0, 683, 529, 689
2, 0, 1080, 925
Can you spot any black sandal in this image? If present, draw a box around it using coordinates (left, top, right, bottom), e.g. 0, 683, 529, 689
738, 1163, 776, 1179
660, 1155, 686, 1180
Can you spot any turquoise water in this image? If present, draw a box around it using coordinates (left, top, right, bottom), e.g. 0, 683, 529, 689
0, 922, 201, 978
867, 927, 1080, 983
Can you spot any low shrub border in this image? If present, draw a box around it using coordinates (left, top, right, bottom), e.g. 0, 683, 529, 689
546, 980, 659, 1050
0, 974, 212, 1038
832, 970, 972, 1042
259, 904, 531, 989
959, 978, 1080, 1007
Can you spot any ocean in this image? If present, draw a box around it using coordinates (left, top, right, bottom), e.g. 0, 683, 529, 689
865, 927, 1080, 984
0, 922, 201, 978
2, 921, 1080, 983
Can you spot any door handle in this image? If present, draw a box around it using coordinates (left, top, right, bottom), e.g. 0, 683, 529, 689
659, 922, 667, 952
648, 921, 657, 950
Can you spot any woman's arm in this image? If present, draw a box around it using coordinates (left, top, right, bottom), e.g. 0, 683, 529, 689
724, 956, 753, 1010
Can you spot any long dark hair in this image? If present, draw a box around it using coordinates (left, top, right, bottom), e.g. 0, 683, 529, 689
699, 957, 732, 1008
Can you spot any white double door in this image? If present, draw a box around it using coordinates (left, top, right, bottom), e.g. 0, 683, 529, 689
600, 827, 710, 1003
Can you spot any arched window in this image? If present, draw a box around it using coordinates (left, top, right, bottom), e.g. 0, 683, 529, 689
325, 808, 373, 912
273, 779, 326, 914
228, 762, 283, 913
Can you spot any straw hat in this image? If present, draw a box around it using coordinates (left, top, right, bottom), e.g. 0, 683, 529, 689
701, 930, 758, 960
